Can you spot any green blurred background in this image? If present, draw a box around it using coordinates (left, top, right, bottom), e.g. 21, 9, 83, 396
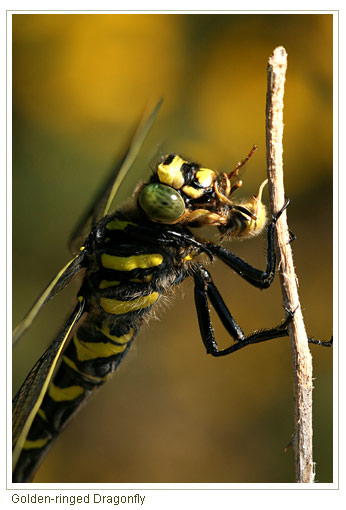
12, 13, 333, 483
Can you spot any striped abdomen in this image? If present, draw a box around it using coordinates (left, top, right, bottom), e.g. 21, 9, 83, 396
13, 214, 184, 482
13, 316, 138, 482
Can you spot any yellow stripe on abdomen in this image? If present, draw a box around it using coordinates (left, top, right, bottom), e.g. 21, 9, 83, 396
100, 292, 159, 315
48, 382, 84, 402
73, 334, 128, 361
23, 437, 49, 450
101, 253, 163, 271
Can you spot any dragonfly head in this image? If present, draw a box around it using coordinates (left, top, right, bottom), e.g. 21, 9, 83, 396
138, 153, 268, 240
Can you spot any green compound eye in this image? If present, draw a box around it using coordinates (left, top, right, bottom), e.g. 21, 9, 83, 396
139, 183, 185, 222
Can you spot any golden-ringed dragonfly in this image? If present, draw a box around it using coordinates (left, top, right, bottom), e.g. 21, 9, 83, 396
12, 100, 332, 483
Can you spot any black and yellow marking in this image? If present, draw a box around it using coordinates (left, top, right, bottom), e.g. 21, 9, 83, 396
101, 253, 163, 271
73, 331, 128, 360
100, 292, 159, 315
48, 381, 85, 402
181, 185, 205, 199
157, 154, 185, 189
156, 154, 217, 197
62, 355, 106, 384
22, 437, 49, 450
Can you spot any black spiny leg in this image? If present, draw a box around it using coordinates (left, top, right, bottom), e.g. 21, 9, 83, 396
194, 267, 332, 355
193, 267, 290, 357
307, 337, 333, 347
194, 267, 245, 355
207, 199, 290, 289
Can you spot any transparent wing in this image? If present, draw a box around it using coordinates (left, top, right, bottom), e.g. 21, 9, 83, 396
12, 251, 85, 346
68, 99, 163, 252
12, 298, 85, 470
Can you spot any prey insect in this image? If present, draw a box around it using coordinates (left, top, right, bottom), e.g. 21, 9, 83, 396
12, 100, 332, 483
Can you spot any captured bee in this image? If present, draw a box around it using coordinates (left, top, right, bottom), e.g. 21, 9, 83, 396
12, 101, 332, 483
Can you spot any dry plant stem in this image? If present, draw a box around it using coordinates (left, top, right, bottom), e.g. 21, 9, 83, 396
266, 46, 314, 483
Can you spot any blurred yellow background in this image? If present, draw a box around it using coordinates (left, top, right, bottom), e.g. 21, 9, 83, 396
12, 13, 333, 483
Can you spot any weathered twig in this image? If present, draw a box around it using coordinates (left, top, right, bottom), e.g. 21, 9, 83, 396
265, 46, 314, 483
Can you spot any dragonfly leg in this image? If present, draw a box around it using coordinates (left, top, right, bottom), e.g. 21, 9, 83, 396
193, 266, 291, 357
